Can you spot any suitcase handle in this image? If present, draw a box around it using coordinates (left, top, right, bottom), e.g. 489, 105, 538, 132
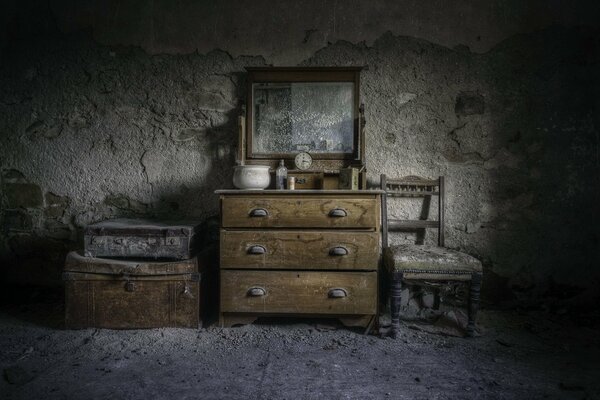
247, 287, 266, 297
328, 288, 348, 298
247, 245, 267, 255
328, 208, 347, 218
249, 208, 269, 217
329, 246, 349, 256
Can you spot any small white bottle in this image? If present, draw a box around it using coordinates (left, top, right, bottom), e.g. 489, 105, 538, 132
276, 159, 287, 189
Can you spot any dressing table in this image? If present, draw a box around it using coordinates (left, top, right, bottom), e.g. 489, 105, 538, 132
218, 67, 381, 330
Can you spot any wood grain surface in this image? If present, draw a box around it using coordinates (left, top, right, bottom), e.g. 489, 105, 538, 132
220, 230, 379, 270
65, 278, 199, 329
221, 195, 380, 229
220, 270, 377, 315
64, 251, 198, 275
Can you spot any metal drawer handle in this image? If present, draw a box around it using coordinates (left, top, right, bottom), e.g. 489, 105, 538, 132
328, 288, 347, 298
247, 287, 266, 297
248, 245, 267, 255
328, 208, 347, 218
249, 208, 269, 217
124, 281, 136, 292
114, 238, 124, 245
329, 246, 349, 256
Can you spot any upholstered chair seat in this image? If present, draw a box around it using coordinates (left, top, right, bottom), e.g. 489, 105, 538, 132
384, 244, 483, 276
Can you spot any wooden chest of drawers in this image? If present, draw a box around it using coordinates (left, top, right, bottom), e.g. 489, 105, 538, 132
217, 190, 382, 329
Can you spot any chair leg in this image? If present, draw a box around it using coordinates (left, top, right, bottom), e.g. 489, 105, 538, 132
433, 288, 441, 310
467, 272, 483, 337
390, 272, 403, 338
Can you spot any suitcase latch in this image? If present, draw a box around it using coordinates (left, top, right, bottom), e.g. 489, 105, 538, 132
125, 281, 136, 292
90, 236, 105, 245
166, 236, 181, 246
182, 283, 194, 299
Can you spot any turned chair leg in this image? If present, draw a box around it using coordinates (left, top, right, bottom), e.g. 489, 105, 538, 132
467, 272, 483, 337
390, 272, 403, 338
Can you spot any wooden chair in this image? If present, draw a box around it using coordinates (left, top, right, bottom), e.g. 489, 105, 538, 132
380, 175, 483, 337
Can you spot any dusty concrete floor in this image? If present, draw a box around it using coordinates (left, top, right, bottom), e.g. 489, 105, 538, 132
0, 288, 599, 400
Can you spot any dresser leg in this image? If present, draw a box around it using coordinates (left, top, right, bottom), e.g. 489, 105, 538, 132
467, 273, 482, 337
339, 315, 373, 330
390, 272, 403, 339
219, 313, 258, 328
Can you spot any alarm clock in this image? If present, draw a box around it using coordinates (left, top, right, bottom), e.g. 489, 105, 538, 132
294, 152, 313, 170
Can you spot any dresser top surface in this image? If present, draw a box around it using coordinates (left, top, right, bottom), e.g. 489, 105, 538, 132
216, 189, 384, 195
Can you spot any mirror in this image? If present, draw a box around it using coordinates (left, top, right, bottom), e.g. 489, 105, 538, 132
252, 82, 355, 155
244, 67, 363, 165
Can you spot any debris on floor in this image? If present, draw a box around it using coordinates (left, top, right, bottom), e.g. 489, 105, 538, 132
0, 294, 599, 400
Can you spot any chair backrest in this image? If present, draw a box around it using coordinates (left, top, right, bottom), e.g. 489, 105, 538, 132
380, 174, 445, 248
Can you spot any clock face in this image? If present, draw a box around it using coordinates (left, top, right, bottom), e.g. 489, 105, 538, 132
294, 152, 313, 170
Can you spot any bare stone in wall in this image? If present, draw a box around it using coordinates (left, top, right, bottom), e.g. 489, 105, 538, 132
173, 127, 209, 142
104, 195, 148, 214
483, 148, 521, 170
465, 222, 480, 234
24, 117, 63, 141
44, 192, 70, 218
97, 69, 120, 94
455, 92, 484, 116
3, 210, 33, 232
42, 125, 62, 139
2, 170, 27, 184
384, 132, 397, 144
25, 120, 46, 135
4, 183, 43, 209
201, 75, 236, 101
194, 91, 234, 112
395, 93, 417, 107
43, 220, 72, 240
67, 114, 88, 129
442, 148, 485, 164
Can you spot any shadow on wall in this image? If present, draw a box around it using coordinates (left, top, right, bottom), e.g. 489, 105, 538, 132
480, 26, 600, 305
301, 27, 600, 305
1, 24, 599, 306
0, 29, 266, 285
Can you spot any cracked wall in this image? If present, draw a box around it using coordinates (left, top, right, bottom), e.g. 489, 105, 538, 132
0, 5, 599, 303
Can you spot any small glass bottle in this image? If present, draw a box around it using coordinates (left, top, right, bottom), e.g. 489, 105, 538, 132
276, 159, 287, 189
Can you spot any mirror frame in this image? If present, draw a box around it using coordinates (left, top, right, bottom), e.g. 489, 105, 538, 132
244, 67, 363, 169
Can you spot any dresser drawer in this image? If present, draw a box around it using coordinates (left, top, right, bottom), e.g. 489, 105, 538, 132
220, 270, 377, 315
220, 230, 379, 270
221, 195, 379, 229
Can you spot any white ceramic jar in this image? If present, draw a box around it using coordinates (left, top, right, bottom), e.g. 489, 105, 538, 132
232, 165, 271, 190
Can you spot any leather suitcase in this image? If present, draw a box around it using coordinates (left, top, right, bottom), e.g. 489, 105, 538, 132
63, 251, 201, 329
84, 219, 201, 260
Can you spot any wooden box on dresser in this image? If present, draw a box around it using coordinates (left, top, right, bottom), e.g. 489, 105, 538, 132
217, 189, 382, 330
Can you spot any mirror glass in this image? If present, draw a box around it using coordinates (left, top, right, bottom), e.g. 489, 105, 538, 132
252, 82, 355, 155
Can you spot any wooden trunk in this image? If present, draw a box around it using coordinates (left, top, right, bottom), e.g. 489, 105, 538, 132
63, 251, 200, 329
84, 219, 202, 260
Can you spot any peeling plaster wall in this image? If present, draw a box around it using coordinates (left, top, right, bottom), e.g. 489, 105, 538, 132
0, 2, 599, 302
